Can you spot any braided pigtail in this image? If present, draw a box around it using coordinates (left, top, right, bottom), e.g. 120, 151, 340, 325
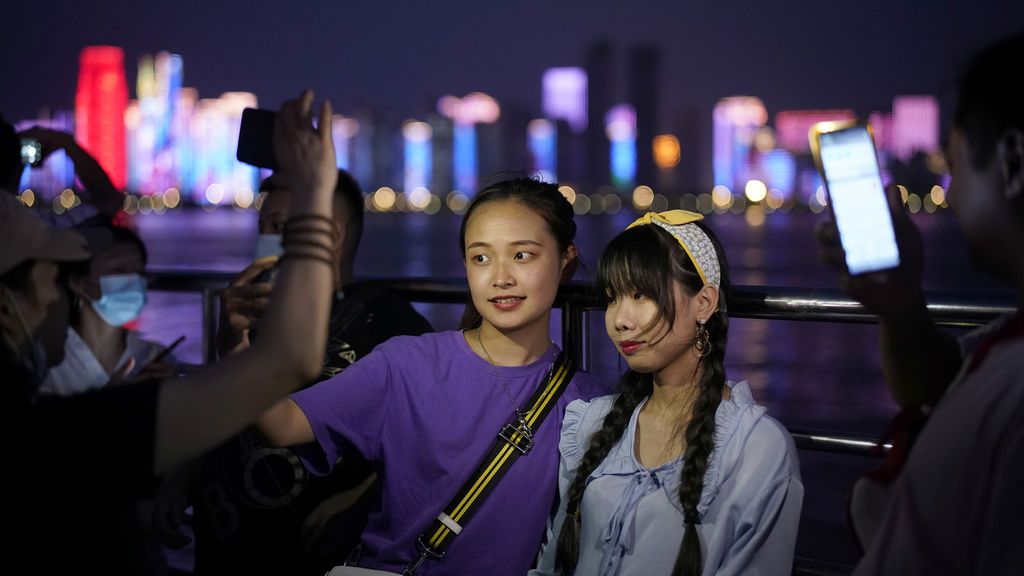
554, 372, 651, 575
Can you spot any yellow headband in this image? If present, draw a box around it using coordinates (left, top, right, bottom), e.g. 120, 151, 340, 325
626, 210, 721, 287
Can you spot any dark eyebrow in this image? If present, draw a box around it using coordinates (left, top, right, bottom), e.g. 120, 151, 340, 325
466, 240, 545, 250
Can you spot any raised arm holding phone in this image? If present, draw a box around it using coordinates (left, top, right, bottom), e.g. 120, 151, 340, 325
816, 34, 1024, 575
16, 126, 125, 221
812, 120, 962, 409
1, 89, 338, 573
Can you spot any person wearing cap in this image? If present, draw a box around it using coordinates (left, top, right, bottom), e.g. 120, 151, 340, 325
0, 90, 337, 572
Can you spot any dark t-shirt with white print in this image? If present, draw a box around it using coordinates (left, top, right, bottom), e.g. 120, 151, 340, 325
193, 284, 432, 575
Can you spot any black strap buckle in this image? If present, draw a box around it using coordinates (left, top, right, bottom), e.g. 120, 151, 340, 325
403, 536, 445, 575
498, 421, 534, 455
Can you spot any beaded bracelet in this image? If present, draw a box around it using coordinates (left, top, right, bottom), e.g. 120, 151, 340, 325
283, 214, 335, 230
282, 237, 336, 252
280, 251, 335, 267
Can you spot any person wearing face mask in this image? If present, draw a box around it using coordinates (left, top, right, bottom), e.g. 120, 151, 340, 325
40, 224, 179, 396
0, 89, 340, 573
218, 169, 432, 358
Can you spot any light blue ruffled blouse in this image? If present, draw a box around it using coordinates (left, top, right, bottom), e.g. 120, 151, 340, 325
529, 382, 803, 576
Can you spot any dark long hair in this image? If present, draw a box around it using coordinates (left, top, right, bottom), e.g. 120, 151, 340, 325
457, 176, 577, 330
554, 221, 731, 576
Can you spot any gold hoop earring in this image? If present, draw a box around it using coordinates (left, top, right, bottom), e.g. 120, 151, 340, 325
694, 319, 712, 359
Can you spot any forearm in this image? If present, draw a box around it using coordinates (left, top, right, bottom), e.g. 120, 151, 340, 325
151, 90, 337, 476
153, 191, 332, 473
64, 141, 122, 217
256, 398, 314, 448
879, 300, 962, 409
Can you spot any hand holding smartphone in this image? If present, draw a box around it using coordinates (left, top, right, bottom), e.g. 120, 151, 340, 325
20, 137, 44, 167
109, 336, 185, 386
148, 335, 186, 366
809, 121, 900, 275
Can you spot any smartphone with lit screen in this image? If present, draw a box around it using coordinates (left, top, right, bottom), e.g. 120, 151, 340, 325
20, 137, 44, 167
809, 120, 900, 275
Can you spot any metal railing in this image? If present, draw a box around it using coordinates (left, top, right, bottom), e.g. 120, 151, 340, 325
146, 270, 1016, 576
146, 270, 1014, 461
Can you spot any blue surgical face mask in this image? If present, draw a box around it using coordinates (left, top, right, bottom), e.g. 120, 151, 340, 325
91, 273, 147, 327
253, 233, 284, 261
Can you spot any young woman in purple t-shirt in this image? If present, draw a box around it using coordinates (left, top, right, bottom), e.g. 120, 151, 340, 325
256, 177, 609, 576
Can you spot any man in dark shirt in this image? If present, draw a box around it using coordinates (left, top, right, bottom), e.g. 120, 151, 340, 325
1, 194, 161, 572
4, 90, 345, 575
160, 169, 432, 575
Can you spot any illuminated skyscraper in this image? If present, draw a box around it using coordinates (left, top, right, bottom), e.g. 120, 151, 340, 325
438, 92, 501, 195
606, 104, 637, 189
652, 133, 681, 190
75, 46, 128, 190
331, 115, 360, 171
188, 92, 259, 205
126, 51, 185, 195
868, 112, 894, 155
427, 113, 454, 194
402, 120, 432, 193
774, 109, 856, 153
713, 97, 767, 194
542, 67, 587, 134
528, 119, 558, 182
893, 95, 939, 161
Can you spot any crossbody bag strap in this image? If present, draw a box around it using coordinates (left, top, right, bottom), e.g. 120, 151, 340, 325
402, 352, 576, 575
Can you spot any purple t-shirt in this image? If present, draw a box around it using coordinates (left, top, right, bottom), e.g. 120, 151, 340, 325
291, 330, 610, 575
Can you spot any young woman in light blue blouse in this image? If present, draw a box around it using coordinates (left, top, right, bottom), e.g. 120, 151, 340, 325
531, 210, 803, 576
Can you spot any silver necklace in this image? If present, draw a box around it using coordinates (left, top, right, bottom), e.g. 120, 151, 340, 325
476, 328, 537, 454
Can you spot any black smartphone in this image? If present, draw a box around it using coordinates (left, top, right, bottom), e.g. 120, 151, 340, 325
253, 257, 280, 285
809, 120, 900, 275
237, 108, 279, 170
148, 335, 186, 366
20, 137, 44, 167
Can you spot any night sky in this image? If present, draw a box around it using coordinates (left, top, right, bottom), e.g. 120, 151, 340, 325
2, 0, 1022, 128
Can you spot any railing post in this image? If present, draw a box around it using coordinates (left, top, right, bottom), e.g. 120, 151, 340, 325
562, 296, 589, 372
202, 287, 219, 364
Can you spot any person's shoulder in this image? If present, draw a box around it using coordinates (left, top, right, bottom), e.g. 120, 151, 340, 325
717, 381, 797, 469
567, 369, 616, 400
344, 281, 433, 331
743, 413, 795, 458
374, 330, 461, 361
343, 281, 416, 310
561, 394, 618, 462
723, 381, 784, 432
565, 393, 617, 419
